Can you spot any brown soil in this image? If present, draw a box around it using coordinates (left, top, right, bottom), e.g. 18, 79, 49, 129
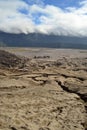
0, 49, 87, 130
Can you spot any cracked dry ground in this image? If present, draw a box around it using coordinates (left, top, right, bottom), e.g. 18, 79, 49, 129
0, 56, 87, 130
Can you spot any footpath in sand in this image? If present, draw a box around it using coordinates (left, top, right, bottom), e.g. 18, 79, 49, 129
0, 50, 87, 130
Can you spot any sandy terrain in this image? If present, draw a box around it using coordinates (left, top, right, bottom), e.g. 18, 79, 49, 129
0, 48, 87, 130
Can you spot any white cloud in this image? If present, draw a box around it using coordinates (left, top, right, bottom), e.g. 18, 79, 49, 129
0, 0, 87, 36
0, 0, 36, 34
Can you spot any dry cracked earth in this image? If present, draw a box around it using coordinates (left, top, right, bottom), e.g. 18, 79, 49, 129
0, 49, 87, 130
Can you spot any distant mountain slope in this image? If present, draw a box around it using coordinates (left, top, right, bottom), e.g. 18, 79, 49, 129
0, 31, 87, 49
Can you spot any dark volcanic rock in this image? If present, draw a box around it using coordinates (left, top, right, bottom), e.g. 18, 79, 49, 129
0, 50, 25, 69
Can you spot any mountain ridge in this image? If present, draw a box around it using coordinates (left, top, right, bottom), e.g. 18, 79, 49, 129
0, 31, 87, 49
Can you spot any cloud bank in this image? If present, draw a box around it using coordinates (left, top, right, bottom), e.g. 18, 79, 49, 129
0, 0, 87, 36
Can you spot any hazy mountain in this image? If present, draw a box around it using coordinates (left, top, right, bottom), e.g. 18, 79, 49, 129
0, 31, 87, 49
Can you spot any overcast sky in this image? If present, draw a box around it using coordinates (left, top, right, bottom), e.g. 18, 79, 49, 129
0, 0, 87, 36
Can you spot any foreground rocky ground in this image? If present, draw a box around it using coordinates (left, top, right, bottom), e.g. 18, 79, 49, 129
0, 49, 87, 130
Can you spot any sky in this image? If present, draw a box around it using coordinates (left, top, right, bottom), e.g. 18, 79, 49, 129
0, 0, 87, 36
